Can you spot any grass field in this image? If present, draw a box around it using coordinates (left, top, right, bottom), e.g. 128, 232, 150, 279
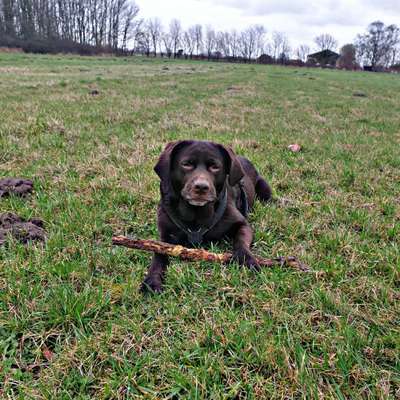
0, 53, 399, 399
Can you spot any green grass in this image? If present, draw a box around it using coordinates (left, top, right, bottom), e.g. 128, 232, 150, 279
0, 52, 399, 399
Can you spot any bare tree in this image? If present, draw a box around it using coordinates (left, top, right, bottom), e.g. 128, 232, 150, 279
295, 44, 310, 62
129, 17, 144, 51
385, 24, 400, 66
18, 0, 35, 40
355, 21, 400, 69
262, 40, 273, 57
393, 41, 400, 65
169, 18, 181, 57
136, 21, 151, 55
271, 31, 290, 62
254, 25, 266, 57
238, 25, 265, 60
146, 17, 162, 56
314, 33, 338, 51
162, 31, 173, 58
215, 30, 228, 57
120, 2, 140, 51
238, 31, 248, 60
2, 0, 16, 37
190, 24, 202, 56
204, 25, 216, 59
183, 29, 195, 57
227, 29, 240, 58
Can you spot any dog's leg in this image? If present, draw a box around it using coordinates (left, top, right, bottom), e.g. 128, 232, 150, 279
141, 215, 178, 293
141, 252, 169, 293
232, 222, 260, 270
255, 176, 272, 202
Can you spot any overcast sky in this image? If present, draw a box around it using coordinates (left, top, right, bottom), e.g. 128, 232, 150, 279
135, 0, 400, 50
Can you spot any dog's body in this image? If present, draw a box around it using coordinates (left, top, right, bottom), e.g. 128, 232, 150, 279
141, 140, 272, 292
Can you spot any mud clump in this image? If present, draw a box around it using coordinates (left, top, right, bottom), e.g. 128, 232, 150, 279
0, 178, 33, 198
353, 91, 367, 97
0, 212, 46, 246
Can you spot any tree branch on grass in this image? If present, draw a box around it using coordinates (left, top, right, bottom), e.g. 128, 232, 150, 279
112, 235, 311, 273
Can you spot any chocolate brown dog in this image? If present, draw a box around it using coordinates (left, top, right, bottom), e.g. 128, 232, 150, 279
141, 140, 272, 292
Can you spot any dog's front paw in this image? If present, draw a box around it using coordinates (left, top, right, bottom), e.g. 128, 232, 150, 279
140, 275, 163, 294
232, 248, 260, 271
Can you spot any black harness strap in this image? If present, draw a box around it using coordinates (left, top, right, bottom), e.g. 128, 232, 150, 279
238, 180, 250, 218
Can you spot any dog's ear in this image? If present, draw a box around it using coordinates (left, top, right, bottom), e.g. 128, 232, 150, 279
217, 144, 244, 186
154, 140, 193, 182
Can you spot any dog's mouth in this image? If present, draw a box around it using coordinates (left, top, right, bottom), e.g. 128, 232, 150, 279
181, 191, 216, 207
181, 182, 217, 207
185, 198, 213, 207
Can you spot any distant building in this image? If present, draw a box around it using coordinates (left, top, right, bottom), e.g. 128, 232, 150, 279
389, 64, 400, 73
307, 49, 340, 67
257, 54, 274, 64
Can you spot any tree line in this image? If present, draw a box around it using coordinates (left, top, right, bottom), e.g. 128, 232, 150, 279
0, 0, 140, 53
1, 0, 399, 70
133, 19, 400, 70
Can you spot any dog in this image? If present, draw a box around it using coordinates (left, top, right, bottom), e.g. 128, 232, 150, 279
141, 140, 272, 292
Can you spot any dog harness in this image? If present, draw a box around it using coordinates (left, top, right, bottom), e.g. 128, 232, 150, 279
164, 179, 250, 245
165, 187, 228, 245
238, 180, 250, 218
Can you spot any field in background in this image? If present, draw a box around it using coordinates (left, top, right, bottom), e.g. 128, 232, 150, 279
0, 53, 399, 398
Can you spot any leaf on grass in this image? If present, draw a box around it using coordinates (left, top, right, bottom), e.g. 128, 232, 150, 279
288, 144, 302, 152
42, 346, 54, 362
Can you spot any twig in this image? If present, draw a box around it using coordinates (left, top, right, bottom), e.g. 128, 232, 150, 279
112, 235, 311, 273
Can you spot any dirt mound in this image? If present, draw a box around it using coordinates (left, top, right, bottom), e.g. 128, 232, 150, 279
0, 178, 33, 197
0, 212, 46, 246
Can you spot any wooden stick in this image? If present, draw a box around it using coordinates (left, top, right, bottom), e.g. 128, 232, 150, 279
112, 235, 311, 273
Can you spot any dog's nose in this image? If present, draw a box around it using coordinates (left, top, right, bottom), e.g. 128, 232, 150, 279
194, 180, 210, 192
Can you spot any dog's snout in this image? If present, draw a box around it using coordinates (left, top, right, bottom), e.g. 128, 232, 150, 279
193, 180, 210, 193
181, 174, 216, 205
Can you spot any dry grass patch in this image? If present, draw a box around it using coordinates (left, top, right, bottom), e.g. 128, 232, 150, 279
0, 53, 399, 399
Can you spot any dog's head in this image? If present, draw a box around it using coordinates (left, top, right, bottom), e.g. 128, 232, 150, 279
155, 140, 244, 206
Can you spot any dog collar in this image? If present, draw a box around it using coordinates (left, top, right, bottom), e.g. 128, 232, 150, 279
165, 187, 228, 246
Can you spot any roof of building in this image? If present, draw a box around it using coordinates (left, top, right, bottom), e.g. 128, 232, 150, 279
308, 49, 340, 58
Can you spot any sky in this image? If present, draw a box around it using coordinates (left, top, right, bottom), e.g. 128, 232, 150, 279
135, 0, 400, 51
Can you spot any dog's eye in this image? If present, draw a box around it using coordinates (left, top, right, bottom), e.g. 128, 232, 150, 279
181, 160, 194, 170
208, 164, 220, 172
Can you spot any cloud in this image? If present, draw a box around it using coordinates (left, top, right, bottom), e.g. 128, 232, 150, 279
298, 1, 368, 27
137, 0, 400, 48
364, 0, 400, 12
196, 0, 311, 15
195, 0, 400, 22
193, 0, 368, 32
239, 0, 310, 15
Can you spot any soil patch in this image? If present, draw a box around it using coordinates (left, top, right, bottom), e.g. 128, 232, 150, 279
0, 178, 33, 198
0, 212, 46, 245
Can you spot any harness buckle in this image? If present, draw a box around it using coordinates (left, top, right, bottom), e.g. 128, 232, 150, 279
187, 228, 204, 245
